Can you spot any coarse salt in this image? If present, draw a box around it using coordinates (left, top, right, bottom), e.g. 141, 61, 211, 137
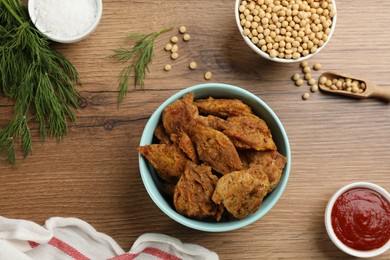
33, 0, 97, 38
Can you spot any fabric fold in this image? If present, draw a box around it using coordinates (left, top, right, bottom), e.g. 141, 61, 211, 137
0, 216, 218, 260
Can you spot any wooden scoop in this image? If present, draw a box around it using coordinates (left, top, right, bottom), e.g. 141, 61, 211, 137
318, 71, 390, 102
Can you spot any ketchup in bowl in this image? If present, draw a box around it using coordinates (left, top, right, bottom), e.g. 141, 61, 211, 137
331, 187, 390, 251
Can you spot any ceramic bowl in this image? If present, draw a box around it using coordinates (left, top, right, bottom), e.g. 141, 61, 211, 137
325, 182, 390, 258
138, 83, 291, 232
234, 0, 337, 63
28, 0, 102, 43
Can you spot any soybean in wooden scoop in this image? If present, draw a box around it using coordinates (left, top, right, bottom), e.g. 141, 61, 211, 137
318, 72, 390, 102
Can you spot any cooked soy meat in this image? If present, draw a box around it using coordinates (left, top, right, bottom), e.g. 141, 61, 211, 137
195, 115, 225, 130
194, 97, 252, 118
162, 92, 198, 135
154, 123, 171, 144
170, 131, 199, 164
221, 113, 277, 151
174, 162, 224, 221
188, 123, 242, 175
212, 167, 270, 219
138, 144, 189, 183
161, 182, 176, 198
241, 150, 287, 191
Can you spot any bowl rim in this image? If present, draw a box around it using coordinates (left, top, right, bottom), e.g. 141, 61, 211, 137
234, 0, 337, 63
139, 83, 291, 232
324, 181, 390, 258
28, 0, 103, 43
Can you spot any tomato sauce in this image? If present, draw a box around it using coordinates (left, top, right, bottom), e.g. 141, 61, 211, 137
331, 188, 390, 251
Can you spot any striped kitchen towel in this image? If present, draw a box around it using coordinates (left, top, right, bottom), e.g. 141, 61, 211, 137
0, 216, 218, 260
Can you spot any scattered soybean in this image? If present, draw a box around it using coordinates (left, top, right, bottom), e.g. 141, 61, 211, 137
310, 85, 319, 92
308, 78, 316, 86
179, 26, 187, 34
171, 52, 179, 60
295, 79, 304, 86
183, 33, 191, 41
302, 92, 310, 100
313, 63, 322, 70
303, 66, 311, 74
171, 44, 178, 53
292, 73, 301, 81
204, 71, 213, 80
189, 61, 198, 70
304, 73, 312, 80
301, 61, 309, 68
171, 36, 178, 43
165, 43, 172, 51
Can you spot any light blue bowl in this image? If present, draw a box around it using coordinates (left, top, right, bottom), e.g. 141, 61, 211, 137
139, 83, 291, 232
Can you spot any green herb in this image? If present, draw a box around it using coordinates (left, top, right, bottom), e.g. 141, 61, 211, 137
0, 0, 81, 163
110, 27, 173, 105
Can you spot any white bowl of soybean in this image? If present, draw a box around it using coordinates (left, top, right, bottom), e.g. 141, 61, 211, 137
28, 0, 103, 43
235, 0, 337, 63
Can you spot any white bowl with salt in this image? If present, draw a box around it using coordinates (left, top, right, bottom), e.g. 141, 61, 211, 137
28, 0, 102, 43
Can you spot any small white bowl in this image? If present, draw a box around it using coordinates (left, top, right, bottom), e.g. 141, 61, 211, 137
28, 0, 102, 43
234, 0, 337, 63
325, 182, 390, 258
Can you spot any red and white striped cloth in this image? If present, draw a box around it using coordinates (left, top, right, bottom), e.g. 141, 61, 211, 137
0, 216, 218, 260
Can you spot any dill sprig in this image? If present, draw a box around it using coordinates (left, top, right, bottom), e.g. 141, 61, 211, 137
110, 27, 173, 105
0, 0, 81, 163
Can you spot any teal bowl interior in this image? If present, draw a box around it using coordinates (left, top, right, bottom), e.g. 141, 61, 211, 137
139, 83, 291, 232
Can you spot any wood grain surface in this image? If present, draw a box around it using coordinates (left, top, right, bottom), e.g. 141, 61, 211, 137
1, 0, 390, 259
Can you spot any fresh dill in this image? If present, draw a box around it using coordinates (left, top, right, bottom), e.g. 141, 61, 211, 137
110, 27, 173, 105
0, 0, 81, 163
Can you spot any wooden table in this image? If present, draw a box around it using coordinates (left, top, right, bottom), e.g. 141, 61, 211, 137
1, 0, 389, 259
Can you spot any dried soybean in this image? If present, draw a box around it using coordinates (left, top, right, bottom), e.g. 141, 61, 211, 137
302, 92, 310, 100
292, 73, 301, 81
171, 52, 179, 60
171, 44, 178, 53
189, 61, 198, 70
204, 71, 213, 80
310, 85, 319, 92
165, 43, 172, 51
295, 79, 304, 86
313, 63, 322, 70
183, 33, 191, 41
171, 36, 178, 43
179, 26, 187, 34
308, 78, 316, 86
